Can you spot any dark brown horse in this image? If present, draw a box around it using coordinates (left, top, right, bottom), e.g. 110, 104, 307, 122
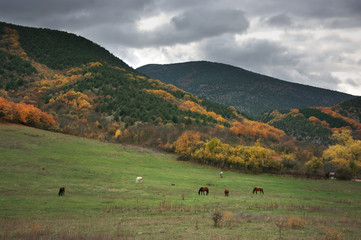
198, 187, 209, 195
253, 187, 264, 194
224, 189, 229, 197
58, 187, 65, 196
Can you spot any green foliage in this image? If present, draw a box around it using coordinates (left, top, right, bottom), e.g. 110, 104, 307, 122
270, 113, 333, 145
0, 50, 35, 90
299, 108, 353, 129
332, 96, 361, 124
200, 98, 237, 119
0, 22, 133, 71
71, 65, 220, 126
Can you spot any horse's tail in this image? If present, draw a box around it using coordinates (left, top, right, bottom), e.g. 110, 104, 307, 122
206, 189, 209, 195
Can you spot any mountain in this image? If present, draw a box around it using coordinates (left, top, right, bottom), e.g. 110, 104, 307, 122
0, 22, 241, 132
2, 22, 361, 179
137, 61, 356, 116
1, 21, 290, 147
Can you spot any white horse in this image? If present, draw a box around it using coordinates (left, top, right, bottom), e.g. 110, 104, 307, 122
136, 176, 143, 183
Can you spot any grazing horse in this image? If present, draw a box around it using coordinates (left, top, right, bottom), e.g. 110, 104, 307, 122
198, 187, 209, 195
136, 177, 143, 183
224, 189, 229, 197
253, 187, 264, 194
58, 187, 65, 196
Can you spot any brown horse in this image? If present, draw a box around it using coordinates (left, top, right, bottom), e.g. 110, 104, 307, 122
224, 189, 229, 197
253, 187, 264, 194
198, 187, 209, 195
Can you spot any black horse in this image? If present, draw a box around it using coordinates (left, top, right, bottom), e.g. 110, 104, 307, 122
58, 187, 65, 196
198, 187, 209, 195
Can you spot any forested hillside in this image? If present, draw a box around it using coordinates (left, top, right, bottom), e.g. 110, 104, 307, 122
259, 106, 361, 145
137, 61, 355, 116
331, 97, 361, 123
1, 22, 360, 179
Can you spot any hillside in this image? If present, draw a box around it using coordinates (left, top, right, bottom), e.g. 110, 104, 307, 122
137, 61, 355, 116
258, 105, 361, 145
331, 96, 361, 123
0, 22, 240, 137
1, 123, 361, 239
0, 22, 293, 159
2, 22, 361, 180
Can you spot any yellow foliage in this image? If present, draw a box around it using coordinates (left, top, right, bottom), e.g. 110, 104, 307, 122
1, 27, 29, 60
88, 62, 103, 68
66, 67, 82, 75
114, 129, 122, 139
173, 131, 201, 157
305, 156, 323, 173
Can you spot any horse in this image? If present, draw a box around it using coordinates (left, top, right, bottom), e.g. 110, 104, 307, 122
136, 177, 143, 183
220, 172, 224, 178
58, 187, 65, 196
198, 187, 209, 195
253, 187, 264, 194
224, 189, 229, 197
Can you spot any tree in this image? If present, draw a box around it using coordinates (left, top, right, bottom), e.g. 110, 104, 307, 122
173, 131, 201, 159
322, 129, 361, 179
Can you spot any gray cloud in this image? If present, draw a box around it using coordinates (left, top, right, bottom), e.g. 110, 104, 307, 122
86, 8, 249, 48
171, 9, 249, 37
0, 0, 360, 95
201, 37, 300, 72
266, 13, 293, 27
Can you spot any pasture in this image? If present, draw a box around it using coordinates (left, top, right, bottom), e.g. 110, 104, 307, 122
1, 123, 361, 239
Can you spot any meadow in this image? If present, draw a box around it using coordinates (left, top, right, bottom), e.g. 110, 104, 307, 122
1, 123, 361, 239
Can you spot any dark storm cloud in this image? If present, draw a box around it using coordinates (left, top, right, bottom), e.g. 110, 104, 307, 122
202, 37, 300, 71
87, 8, 249, 48
265, 13, 293, 27
171, 9, 249, 37
0, 0, 360, 94
0, 0, 155, 30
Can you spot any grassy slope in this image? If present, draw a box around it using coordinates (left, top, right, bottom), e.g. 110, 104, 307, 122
1, 123, 361, 239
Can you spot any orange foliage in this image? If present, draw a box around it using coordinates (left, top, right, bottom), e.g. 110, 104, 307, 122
88, 62, 103, 68
313, 107, 361, 133
290, 109, 300, 114
146, 90, 227, 123
308, 116, 330, 128
230, 119, 285, 142
0, 97, 57, 127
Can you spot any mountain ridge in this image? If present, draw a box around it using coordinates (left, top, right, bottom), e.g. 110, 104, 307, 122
137, 61, 356, 116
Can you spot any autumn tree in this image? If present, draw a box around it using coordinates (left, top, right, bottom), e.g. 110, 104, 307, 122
323, 129, 361, 179
173, 130, 201, 160
0, 97, 57, 128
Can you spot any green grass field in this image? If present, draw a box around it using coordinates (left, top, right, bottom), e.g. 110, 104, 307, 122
1, 123, 361, 239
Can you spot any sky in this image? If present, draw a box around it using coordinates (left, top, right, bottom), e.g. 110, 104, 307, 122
1, 0, 361, 95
